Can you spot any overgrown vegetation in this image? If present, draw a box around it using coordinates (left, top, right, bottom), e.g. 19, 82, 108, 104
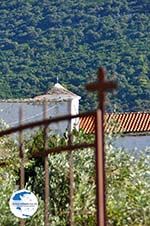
0, 0, 150, 111
0, 130, 149, 225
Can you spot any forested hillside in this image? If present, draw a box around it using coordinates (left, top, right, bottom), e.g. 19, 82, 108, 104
0, 0, 149, 112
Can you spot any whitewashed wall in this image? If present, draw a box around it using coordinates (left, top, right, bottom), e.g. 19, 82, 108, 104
113, 135, 150, 152
0, 99, 79, 135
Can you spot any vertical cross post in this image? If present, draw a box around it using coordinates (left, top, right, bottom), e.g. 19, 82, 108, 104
86, 67, 117, 226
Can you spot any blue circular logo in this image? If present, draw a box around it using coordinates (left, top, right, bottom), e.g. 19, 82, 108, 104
9, 189, 38, 219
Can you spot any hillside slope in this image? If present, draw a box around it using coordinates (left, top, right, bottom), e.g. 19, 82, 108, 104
0, 0, 149, 111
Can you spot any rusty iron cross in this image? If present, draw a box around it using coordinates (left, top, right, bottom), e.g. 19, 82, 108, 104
86, 67, 117, 110
86, 67, 117, 226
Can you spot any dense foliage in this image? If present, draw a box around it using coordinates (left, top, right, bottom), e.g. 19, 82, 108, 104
0, 0, 149, 111
0, 130, 150, 225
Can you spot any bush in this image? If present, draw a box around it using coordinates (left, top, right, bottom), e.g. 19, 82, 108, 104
0, 130, 150, 225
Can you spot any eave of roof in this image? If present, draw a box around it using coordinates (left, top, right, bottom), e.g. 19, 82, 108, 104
0, 98, 66, 104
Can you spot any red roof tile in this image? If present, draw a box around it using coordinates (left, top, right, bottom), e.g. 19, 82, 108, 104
79, 112, 150, 134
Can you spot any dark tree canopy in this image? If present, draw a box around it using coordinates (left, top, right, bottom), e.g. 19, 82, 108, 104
0, 0, 149, 112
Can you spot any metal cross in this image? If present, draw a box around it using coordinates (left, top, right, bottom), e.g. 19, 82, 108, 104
86, 67, 117, 110
86, 67, 117, 226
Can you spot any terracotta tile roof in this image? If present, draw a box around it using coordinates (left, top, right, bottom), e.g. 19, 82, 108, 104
79, 112, 150, 134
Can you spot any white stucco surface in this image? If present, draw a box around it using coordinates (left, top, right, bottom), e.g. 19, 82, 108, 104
113, 135, 150, 152
0, 83, 81, 135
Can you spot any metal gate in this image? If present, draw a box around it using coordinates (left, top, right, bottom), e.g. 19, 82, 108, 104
0, 67, 117, 226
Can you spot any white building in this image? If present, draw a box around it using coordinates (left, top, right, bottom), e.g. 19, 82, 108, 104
0, 83, 81, 134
